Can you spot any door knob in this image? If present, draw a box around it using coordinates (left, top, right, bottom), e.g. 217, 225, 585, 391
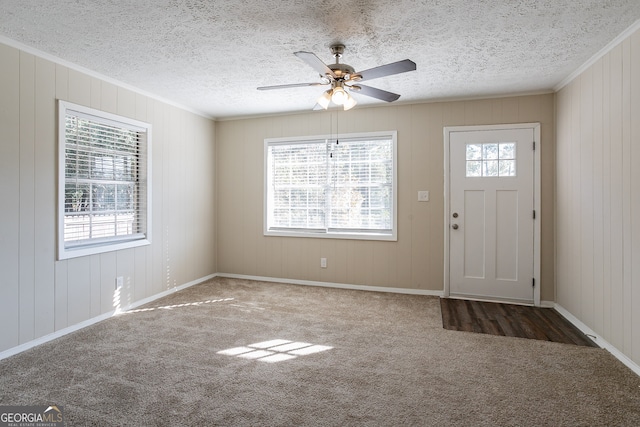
452, 224, 459, 230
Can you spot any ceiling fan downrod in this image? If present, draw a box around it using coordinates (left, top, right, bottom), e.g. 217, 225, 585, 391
331, 44, 345, 62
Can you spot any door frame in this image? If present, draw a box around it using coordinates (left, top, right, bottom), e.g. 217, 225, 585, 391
443, 123, 541, 306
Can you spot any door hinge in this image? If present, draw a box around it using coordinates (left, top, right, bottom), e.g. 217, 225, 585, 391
533, 141, 536, 151
533, 210, 536, 219
532, 278, 535, 288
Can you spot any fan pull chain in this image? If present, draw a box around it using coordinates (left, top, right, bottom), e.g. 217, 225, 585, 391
336, 110, 339, 145
329, 111, 338, 190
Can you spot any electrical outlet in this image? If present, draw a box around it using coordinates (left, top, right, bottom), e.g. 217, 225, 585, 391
116, 276, 124, 290
320, 258, 327, 268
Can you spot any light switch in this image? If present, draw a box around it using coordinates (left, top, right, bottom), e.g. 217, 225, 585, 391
418, 191, 429, 202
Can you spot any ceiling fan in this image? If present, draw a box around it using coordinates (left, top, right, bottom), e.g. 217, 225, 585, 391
257, 44, 416, 111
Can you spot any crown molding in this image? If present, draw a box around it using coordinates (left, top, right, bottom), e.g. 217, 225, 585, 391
554, 19, 640, 91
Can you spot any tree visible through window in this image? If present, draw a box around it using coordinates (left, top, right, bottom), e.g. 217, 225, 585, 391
265, 131, 397, 240
58, 101, 151, 260
465, 142, 516, 177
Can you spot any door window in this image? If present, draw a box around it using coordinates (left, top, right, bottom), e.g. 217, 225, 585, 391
465, 143, 516, 177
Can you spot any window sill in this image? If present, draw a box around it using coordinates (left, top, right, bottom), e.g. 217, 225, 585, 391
264, 230, 397, 242
57, 238, 151, 260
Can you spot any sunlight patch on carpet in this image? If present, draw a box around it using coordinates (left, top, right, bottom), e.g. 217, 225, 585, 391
124, 297, 235, 314
217, 339, 332, 363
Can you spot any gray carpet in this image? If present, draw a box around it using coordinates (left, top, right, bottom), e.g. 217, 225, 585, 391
1, 277, 639, 426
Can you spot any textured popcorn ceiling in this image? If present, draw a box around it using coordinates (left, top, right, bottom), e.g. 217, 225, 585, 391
1, 1, 639, 119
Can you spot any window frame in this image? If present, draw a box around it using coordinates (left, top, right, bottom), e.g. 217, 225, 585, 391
57, 100, 152, 260
264, 131, 397, 241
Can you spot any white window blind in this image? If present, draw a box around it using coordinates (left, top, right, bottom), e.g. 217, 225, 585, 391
265, 131, 396, 240
58, 101, 151, 259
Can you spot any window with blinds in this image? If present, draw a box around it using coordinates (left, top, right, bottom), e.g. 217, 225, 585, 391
265, 131, 397, 240
57, 100, 151, 260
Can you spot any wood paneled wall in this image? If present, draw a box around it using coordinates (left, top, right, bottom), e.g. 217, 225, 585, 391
0, 43, 217, 353
216, 95, 555, 297
556, 26, 640, 365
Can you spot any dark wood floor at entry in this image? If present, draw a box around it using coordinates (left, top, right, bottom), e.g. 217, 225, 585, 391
440, 298, 598, 347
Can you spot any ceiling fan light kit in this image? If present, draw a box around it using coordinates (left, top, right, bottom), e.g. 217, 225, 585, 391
257, 44, 416, 111
342, 93, 357, 110
317, 90, 332, 109
315, 84, 357, 111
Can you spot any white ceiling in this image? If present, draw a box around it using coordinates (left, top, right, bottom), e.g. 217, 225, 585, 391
1, 1, 639, 120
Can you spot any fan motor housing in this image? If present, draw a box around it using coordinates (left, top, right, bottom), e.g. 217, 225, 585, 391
329, 63, 355, 79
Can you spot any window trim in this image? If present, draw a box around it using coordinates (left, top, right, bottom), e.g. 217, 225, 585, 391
263, 131, 397, 241
57, 100, 152, 260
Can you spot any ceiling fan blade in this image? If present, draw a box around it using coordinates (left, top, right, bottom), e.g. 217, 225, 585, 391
257, 82, 325, 90
356, 59, 416, 82
352, 84, 401, 102
294, 51, 337, 79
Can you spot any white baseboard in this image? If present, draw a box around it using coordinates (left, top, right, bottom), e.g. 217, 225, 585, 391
554, 304, 640, 377
0, 273, 218, 361
216, 273, 444, 297
0, 311, 116, 362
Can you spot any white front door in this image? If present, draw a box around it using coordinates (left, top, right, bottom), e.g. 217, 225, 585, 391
445, 124, 539, 304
